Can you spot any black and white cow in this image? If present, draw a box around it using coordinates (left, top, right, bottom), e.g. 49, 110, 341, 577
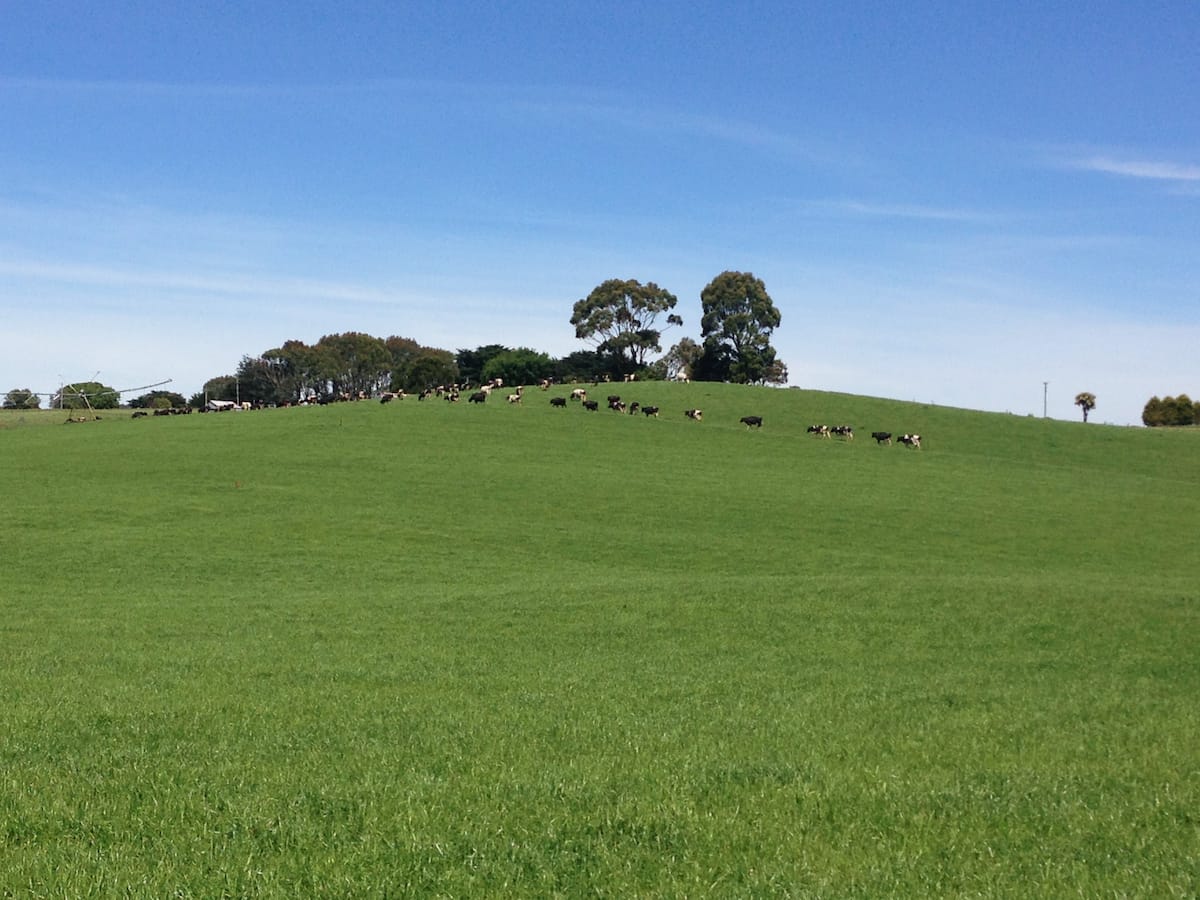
583, 399, 600, 411
468, 391, 487, 404
740, 415, 763, 428
898, 433, 922, 449
807, 424, 830, 438
871, 431, 892, 445
642, 406, 659, 418
685, 408, 703, 421
608, 399, 626, 412
550, 397, 567, 407
831, 425, 853, 439
570, 388, 588, 401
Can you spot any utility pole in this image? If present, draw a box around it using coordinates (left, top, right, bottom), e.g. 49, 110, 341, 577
1043, 381, 1049, 418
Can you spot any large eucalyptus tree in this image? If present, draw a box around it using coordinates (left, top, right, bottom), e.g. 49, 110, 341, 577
697, 271, 783, 384
571, 278, 682, 376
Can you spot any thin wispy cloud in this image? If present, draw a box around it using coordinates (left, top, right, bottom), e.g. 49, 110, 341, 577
811, 199, 1002, 224
0, 259, 407, 308
1072, 156, 1200, 183
3, 73, 836, 172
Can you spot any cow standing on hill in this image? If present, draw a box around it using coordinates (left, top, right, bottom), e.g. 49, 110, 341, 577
740, 416, 763, 429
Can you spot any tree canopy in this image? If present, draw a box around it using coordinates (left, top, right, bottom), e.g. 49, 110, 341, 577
697, 271, 783, 384
661, 337, 702, 381
1074, 392, 1097, 423
1142, 394, 1196, 427
129, 390, 187, 409
3, 388, 40, 409
456, 345, 509, 386
554, 350, 610, 384
315, 332, 391, 397
402, 350, 459, 392
482, 348, 555, 387
59, 381, 120, 410
571, 279, 682, 377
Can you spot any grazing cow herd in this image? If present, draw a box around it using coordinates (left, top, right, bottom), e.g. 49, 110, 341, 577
131, 378, 925, 448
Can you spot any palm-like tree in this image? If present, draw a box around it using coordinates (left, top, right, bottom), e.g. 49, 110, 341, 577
1075, 392, 1097, 423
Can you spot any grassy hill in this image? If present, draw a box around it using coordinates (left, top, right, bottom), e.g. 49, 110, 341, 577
2, 385, 1197, 896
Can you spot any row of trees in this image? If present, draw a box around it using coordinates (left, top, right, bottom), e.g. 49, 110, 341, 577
5, 271, 783, 409
1142, 395, 1198, 427
190, 270, 786, 407
198, 338, 620, 409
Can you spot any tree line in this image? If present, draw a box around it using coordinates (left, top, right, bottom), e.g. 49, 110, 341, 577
1142, 395, 1199, 427
4, 270, 787, 410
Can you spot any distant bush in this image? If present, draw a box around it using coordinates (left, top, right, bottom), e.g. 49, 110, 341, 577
3, 388, 40, 409
59, 381, 119, 410
1143, 394, 1197, 427
129, 390, 187, 409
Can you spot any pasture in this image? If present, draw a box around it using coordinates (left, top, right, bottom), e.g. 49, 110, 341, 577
2, 383, 1197, 896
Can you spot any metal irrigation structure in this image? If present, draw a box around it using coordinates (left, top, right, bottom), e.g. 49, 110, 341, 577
36, 378, 174, 420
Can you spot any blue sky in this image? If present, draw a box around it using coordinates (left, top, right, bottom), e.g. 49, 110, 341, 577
2, 2, 1196, 424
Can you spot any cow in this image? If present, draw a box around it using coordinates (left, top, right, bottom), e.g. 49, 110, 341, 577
550, 397, 567, 408
628, 402, 640, 415
468, 391, 487, 404
506, 393, 522, 404
831, 425, 854, 439
641, 406, 659, 418
608, 399, 626, 412
685, 408, 703, 421
807, 424, 830, 438
570, 388, 587, 402
740, 415, 763, 429
607, 395, 621, 405
871, 431, 892, 445
898, 433, 922, 449
131, 410, 148, 419
583, 400, 600, 411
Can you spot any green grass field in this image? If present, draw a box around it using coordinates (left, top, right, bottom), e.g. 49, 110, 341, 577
2, 385, 1197, 897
